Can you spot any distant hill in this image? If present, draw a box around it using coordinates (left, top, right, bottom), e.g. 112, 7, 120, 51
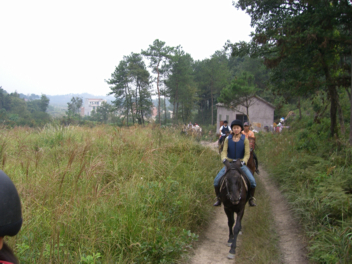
47, 93, 115, 107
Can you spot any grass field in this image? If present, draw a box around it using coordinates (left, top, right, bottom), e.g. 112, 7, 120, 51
256, 128, 352, 264
2, 124, 281, 263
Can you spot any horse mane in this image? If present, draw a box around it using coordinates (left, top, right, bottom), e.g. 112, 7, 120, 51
0, 242, 19, 264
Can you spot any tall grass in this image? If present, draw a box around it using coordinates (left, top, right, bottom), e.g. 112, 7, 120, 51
2, 124, 219, 263
256, 118, 352, 263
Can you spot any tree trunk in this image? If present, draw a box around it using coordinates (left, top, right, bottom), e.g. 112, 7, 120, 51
298, 97, 302, 119
156, 61, 161, 125
173, 95, 176, 123
175, 82, 179, 121
164, 95, 167, 125
211, 83, 214, 125
337, 94, 345, 135
321, 56, 338, 137
350, 45, 352, 145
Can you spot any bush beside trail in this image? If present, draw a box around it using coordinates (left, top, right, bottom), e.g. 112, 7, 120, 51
257, 117, 352, 264
2, 124, 219, 263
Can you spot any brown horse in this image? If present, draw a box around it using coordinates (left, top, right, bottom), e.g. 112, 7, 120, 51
219, 159, 250, 260
246, 136, 256, 175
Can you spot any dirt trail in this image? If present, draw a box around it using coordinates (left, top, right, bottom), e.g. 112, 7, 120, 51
189, 141, 310, 264
259, 166, 310, 264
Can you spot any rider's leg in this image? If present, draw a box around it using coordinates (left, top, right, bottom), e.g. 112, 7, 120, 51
240, 165, 257, 206
253, 151, 259, 174
213, 166, 226, 206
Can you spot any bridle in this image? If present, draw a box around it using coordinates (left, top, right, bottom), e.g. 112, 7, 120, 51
220, 166, 242, 202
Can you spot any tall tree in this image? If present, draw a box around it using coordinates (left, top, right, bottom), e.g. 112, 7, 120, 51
142, 39, 174, 125
127, 53, 152, 125
67, 97, 82, 116
231, 0, 352, 137
106, 59, 132, 126
218, 72, 257, 121
39, 95, 50, 112
200, 51, 230, 125
164, 48, 197, 123
107, 53, 152, 125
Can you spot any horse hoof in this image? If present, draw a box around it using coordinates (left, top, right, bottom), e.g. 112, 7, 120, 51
227, 253, 235, 260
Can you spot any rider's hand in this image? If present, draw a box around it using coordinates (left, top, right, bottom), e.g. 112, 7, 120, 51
222, 159, 227, 164
241, 161, 246, 166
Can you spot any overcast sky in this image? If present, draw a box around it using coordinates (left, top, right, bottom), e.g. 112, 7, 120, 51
0, 0, 252, 96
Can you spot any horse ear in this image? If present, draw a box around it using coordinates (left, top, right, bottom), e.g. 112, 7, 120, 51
223, 159, 231, 170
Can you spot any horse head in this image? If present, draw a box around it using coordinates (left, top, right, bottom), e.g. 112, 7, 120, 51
223, 160, 243, 205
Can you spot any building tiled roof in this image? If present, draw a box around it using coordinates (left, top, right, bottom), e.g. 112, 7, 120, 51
216, 95, 275, 109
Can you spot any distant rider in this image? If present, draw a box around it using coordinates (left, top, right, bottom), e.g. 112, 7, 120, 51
242, 122, 259, 174
213, 120, 257, 207
218, 120, 230, 144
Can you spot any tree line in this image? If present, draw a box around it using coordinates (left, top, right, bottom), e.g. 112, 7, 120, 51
0, 87, 50, 126
106, 40, 271, 126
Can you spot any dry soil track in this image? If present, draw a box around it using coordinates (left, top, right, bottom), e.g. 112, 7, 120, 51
188, 141, 310, 264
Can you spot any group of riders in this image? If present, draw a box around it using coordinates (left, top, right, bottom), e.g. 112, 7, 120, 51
214, 119, 259, 207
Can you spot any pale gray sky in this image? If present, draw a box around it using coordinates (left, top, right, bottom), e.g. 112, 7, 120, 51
0, 0, 252, 96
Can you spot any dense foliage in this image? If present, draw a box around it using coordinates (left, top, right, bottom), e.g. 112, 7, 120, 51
257, 112, 352, 263
0, 87, 51, 127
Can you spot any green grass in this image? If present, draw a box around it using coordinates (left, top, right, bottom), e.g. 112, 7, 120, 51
3, 124, 219, 263
256, 124, 352, 264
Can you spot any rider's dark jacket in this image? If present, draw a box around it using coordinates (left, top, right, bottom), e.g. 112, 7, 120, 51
220, 125, 230, 136
221, 133, 250, 164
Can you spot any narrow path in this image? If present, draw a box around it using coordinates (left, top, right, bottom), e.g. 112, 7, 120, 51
259, 166, 310, 264
189, 141, 310, 264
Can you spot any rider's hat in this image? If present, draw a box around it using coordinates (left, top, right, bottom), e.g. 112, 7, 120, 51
0, 170, 22, 237
223, 120, 228, 124
243, 122, 249, 126
230, 120, 243, 130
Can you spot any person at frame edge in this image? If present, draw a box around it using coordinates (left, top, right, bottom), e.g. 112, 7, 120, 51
0, 171, 22, 264
242, 122, 260, 174
218, 120, 230, 144
213, 120, 257, 207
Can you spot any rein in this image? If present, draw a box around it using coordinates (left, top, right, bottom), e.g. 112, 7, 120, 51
220, 168, 243, 201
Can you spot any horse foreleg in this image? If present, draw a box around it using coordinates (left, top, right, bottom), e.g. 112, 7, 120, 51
224, 208, 235, 246
228, 209, 245, 259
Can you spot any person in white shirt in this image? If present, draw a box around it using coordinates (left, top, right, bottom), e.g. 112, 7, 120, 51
219, 120, 230, 144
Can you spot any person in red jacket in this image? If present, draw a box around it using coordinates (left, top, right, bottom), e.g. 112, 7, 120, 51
0, 171, 22, 264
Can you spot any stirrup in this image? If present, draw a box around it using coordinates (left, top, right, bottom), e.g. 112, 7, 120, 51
213, 199, 221, 206
249, 197, 256, 207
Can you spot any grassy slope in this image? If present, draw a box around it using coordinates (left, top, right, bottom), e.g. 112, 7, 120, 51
256, 122, 352, 264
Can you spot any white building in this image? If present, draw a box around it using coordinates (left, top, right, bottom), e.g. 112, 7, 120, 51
80, 98, 106, 116
216, 95, 275, 132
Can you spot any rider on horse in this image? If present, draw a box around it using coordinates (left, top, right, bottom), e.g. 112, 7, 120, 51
242, 122, 259, 174
219, 120, 230, 144
213, 120, 257, 207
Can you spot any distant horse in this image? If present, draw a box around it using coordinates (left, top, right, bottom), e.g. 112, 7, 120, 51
246, 136, 256, 175
218, 131, 230, 154
219, 159, 250, 260
183, 126, 202, 140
